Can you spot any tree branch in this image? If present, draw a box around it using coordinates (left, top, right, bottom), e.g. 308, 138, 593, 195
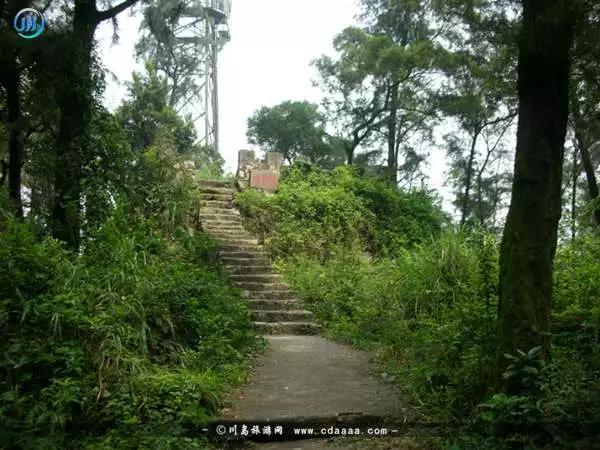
95, 0, 139, 23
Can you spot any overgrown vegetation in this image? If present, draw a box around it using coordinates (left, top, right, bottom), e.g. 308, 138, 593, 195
236, 163, 445, 259
0, 142, 258, 449
2, 0, 599, 448
236, 164, 600, 449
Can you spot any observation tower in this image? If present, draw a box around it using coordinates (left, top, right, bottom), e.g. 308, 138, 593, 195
175, 0, 231, 153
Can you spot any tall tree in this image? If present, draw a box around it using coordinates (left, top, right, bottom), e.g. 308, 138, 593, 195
0, 48, 23, 218
117, 63, 196, 155
492, 0, 575, 393
570, 0, 600, 228
116, 63, 224, 175
247, 101, 337, 166
51, 0, 139, 248
0, 0, 36, 217
312, 28, 389, 166
315, 13, 438, 181
359, 0, 439, 183
432, 0, 519, 227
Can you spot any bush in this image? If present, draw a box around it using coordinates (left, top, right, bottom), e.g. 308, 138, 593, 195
235, 163, 445, 259
236, 161, 600, 447
0, 208, 258, 448
281, 231, 499, 422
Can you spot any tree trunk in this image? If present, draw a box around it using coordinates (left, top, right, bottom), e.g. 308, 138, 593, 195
571, 145, 578, 240
492, 0, 574, 394
476, 145, 494, 226
579, 143, 600, 227
461, 128, 480, 226
0, 61, 23, 218
572, 94, 600, 227
51, 0, 138, 247
52, 3, 96, 248
386, 82, 399, 183
0, 161, 7, 186
345, 142, 355, 165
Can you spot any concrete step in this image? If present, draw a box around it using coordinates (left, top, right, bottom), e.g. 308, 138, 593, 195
197, 189, 321, 337
215, 236, 254, 242
213, 234, 255, 242
220, 254, 270, 263
219, 244, 264, 253
219, 250, 269, 257
199, 214, 242, 223
233, 281, 289, 291
225, 265, 273, 275
253, 322, 321, 336
200, 207, 240, 214
201, 200, 234, 209
230, 273, 283, 283
199, 205, 238, 212
203, 225, 246, 232
242, 289, 296, 300
204, 223, 247, 232
201, 221, 243, 229
199, 186, 236, 195
214, 237, 258, 246
200, 212, 240, 218
199, 180, 233, 189
252, 310, 314, 322
200, 193, 233, 202
247, 299, 304, 311
221, 259, 271, 269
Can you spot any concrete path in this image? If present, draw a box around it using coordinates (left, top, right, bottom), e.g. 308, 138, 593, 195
224, 336, 405, 420
220, 336, 415, 448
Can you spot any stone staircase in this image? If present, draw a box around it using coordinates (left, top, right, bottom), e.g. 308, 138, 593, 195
198, 181, 320, 336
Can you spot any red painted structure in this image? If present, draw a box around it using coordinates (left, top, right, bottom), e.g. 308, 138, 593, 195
250, 170, 280, 192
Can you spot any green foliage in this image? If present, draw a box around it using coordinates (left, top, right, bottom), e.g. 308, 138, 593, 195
116, 63, 195, 154
136, 0, 206, 110
553, 233, 600, 365
83, 105, 135, 233
246, 101, 342, 166
279, 220, 599, 447
426, 232, 600, 448
0, 194, 258, 448
237, 161, 599, 445
116, 63, 223, 177
236, 163, 444, 259
281, 231, 498, 422
194, 145, 226, 181
121, 131, 197, 235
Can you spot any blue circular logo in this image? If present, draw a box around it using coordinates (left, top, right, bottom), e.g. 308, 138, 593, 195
13, 8, 45, 39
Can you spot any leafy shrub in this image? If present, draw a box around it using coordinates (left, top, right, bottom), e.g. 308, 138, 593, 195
281, 231, 498, 422
236, 160, 600, 447
470, 235, 600, 448
0, 208, 258, 448
235, 162, 444, 259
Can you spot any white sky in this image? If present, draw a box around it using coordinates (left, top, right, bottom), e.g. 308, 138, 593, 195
96, 0, 448, 204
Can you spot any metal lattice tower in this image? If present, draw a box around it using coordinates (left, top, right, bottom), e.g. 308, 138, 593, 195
175, 0, 231, 153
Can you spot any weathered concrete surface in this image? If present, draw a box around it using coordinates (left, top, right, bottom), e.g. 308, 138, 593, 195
223, 336, 405, 421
